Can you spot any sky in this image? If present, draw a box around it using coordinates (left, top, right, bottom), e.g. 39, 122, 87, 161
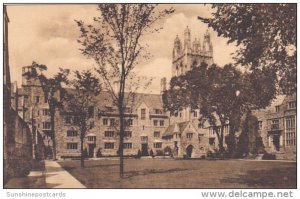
7, 4, 237, 94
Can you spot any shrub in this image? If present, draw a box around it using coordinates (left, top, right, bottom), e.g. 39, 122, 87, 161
149, 149, 154, 158
156, 150, 164, 156
136, 149, 142, 159
96, 148, 102, 157
262, 153, 276, 160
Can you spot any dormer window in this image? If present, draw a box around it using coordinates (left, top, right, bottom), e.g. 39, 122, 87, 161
35, 96, 40, 103
124, 107, 131, 113
275, 106, 280, 113
288, 101, 296, 109
141, 108, 146, 120
155, 109, 162, 114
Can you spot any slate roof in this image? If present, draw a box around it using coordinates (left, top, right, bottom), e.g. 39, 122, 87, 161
63, 88, 164, 112
163, 124, 175, 137
163, 121, 190, 137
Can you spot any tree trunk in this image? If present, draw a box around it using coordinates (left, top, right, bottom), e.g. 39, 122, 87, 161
50, 109, 56, 160
81, 138, 85, 168
119, 111, 124, 178
118, 76, 126, 179
218, 124, 225, 155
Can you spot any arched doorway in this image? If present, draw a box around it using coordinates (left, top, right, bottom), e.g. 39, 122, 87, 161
186, 145, 193, 158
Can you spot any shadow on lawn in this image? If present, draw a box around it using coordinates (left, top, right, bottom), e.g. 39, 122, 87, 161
220, 167, 296, 188
124, 168, 189, 179
63, 164, 119, 171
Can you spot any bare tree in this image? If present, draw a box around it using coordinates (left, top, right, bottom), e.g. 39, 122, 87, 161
76, 4, 173, 178
65, 70, 101, 168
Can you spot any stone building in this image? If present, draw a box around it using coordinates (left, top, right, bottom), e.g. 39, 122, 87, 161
4, 6, 40, 182
172, 26, 213, 77
12, 27, 296, 160
55, 91, 170, 158
162, 27, 219, 158
253, 94, 296, 160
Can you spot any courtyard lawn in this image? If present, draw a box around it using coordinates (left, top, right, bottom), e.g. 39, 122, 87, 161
58, 158, 296, 188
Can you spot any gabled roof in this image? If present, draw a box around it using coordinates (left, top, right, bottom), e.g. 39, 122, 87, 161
163, 121, 191, 137
163, 124, 176, 137
63, 88, 164, 112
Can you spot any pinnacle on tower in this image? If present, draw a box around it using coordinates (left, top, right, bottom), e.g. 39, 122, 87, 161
184, 26, 191, 50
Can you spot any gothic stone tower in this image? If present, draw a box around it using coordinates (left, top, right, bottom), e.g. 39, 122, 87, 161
172, 27, 213, 77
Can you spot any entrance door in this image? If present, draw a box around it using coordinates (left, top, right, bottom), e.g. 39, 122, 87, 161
186, 145, 193, 158
273, 135, 280, 151
88, 144, 96, 158
141, 143, 149, 156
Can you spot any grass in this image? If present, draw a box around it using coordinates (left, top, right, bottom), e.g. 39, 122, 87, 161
58, 158, 296, 188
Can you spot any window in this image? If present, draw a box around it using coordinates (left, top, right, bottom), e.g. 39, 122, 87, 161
110, 118, 115, 126
87, 136, 96, 142
154, 131, 160, 138
67, 130, 78, 137
124, 107, 131, 113
37, 110, 40, 116
106, 106, 114, 112
104, 142, 114, 149
258, 121, 263, 130
155, 109, 162, 114
42, 109, 49, 116
224, 125, 229, 134
179, 113, 182, 117
42, 122, 51, 130
153, 120, 158, 126
208, 127, 214, 136
65, 116, 71, 124
127, 119, 133, 126
141, 109, 146, 120
73, 116, 80, 124
124, 143, 132, 149
193, 111, 197, 117
141, 136, 148, 142
105, 131, 114, 137
44, 97, 48, 103
286, 117, 295, 130
187, 133, 193, 138
275, 106, 280, 113
160, 120, 164, 126
35, 96, 40, 103
288, 101, 296, 109
175, 112, 178, 117
89, 121, 95, 129
286, 132, 296, 146
154, 142, 162, 148
209, 138, 215, 146
271, 120, 279, 130
67, 143, 78, 149
103, 118, 108, 125
124, 131, 132, 137
198, 122, 204, 129
88, 106, 94, 118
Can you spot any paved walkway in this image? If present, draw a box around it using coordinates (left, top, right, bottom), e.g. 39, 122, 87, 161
45, 160, 86, 188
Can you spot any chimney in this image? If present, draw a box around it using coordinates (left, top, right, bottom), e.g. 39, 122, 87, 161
113, 80, 120, 94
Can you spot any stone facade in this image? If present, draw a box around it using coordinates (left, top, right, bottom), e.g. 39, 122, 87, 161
13, 27, 296, 160
253, 94, 296, 160
172, 27, 213, 77
4, 6, 38, 182
55, 91, 170, 158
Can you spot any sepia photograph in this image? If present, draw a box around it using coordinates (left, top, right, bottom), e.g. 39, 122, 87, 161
3, 2, 297, 191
